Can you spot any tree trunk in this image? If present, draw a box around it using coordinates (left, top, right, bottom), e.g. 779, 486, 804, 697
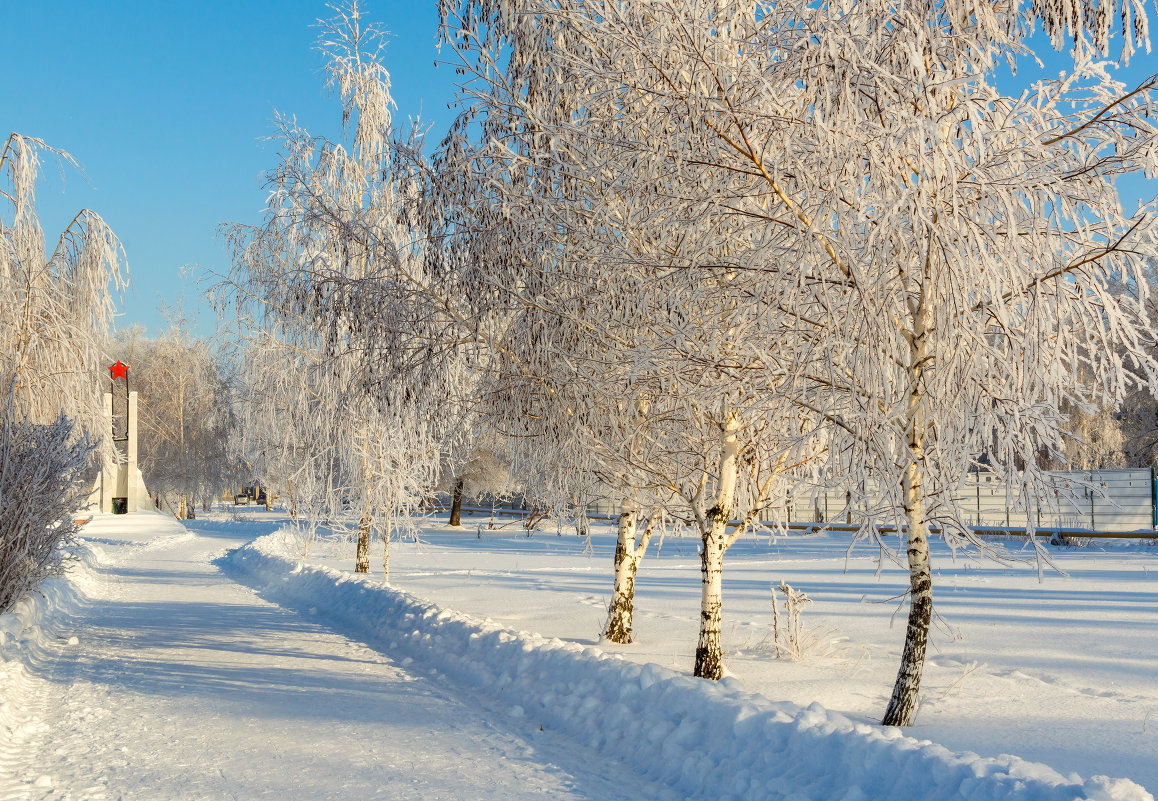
694, 523, 727, 678
355, 513, 371, 573
882, 460, 933, 726
604, 507, 638, 643
382, 518, 390, 582
604, 507, 660, 644
694, 414, 740, 680
883, 262, 933, 726
449, 477, 465, 526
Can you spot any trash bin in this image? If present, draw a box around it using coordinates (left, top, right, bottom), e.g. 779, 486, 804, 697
112, 497, 128, 514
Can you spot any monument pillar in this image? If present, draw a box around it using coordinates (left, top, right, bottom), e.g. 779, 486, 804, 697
99, 391, 116, 513
90, 360, 149, 514
126, 390, 139, 512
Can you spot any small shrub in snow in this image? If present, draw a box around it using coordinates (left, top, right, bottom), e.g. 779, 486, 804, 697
767, 581, 845, 662
771, 581, 811, 660
0, 391, 95, 613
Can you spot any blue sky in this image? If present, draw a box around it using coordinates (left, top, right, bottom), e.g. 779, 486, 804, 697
4, 2, 1155, 341
3, 1, 456, 339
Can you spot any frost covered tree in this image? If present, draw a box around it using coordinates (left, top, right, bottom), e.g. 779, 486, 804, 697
482, 315, 670, 644
1119, 387, 1158, 467
440, 0, 1158, 715
226, 244, 442, 580
222, 1, 482, 578
1, 133, 124, 610
0, 395, 95, 613
438, 0, 834, 674
753, 0, 1158, 727
500, 324, 819, 661
1109, 269, 1158, 468
111, 318, 236, 517
1061, 395, 1128, 470
440, 444, 516, 525
1, 133, 125, 439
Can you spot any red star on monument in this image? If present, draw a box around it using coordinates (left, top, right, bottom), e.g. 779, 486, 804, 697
109, 360, 129, 380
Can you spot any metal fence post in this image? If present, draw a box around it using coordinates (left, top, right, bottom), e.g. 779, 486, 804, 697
1151, 467, 1157, 529
976, 475, 981, 525
1089, 471, 1096, 532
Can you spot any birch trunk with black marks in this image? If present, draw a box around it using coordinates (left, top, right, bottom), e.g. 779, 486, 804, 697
883, 264, 933, 726
694, 414, 740, 680
382, 515, 390, 582
355, 511, 371, 573
882, 458, 933, 726
449, 476, 465, 526
355, 444, 372, 573
603, 505, 659, 644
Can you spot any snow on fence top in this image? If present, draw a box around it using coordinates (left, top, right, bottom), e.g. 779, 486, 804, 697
479, 470, 1158, 534
226, 534, 1153, 801
462, 468, 1158, 537
788, 469, 1157, 532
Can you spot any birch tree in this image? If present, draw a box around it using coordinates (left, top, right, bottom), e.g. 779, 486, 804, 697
483, 313, 671, 644
1, 133, 125, 439
438, 0, 833, 675
440, 0, 1158, 713
112, 319, 236, 517
1, 132, 125, 608
222, 1, 478, 578
744, 0, 1158, 726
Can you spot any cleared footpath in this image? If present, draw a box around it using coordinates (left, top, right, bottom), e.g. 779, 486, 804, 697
3, 512, 668, 801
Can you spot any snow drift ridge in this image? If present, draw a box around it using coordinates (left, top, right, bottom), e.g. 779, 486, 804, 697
227, 533, 1152, 801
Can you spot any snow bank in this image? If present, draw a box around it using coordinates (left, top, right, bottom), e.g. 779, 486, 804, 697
0, 545, 98, 645
0, 538, 104, 791
1, 513, 189, 792
227, 534, 1153, 801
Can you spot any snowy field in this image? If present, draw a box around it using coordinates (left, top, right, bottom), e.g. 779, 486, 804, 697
1, 506, 1155, 799
251, 507, 1158, 797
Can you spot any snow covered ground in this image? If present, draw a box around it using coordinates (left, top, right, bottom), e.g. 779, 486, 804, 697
0, 511, 672, 800
258, 507, 1158, 797
2, 506, 1155, 799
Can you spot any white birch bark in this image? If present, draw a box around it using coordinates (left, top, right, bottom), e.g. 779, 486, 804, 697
882, 269, 934, 724
355, 512, 372, 574
603, 505, 660, 645
882, 457, 933, 725
694, 413, 741, 680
